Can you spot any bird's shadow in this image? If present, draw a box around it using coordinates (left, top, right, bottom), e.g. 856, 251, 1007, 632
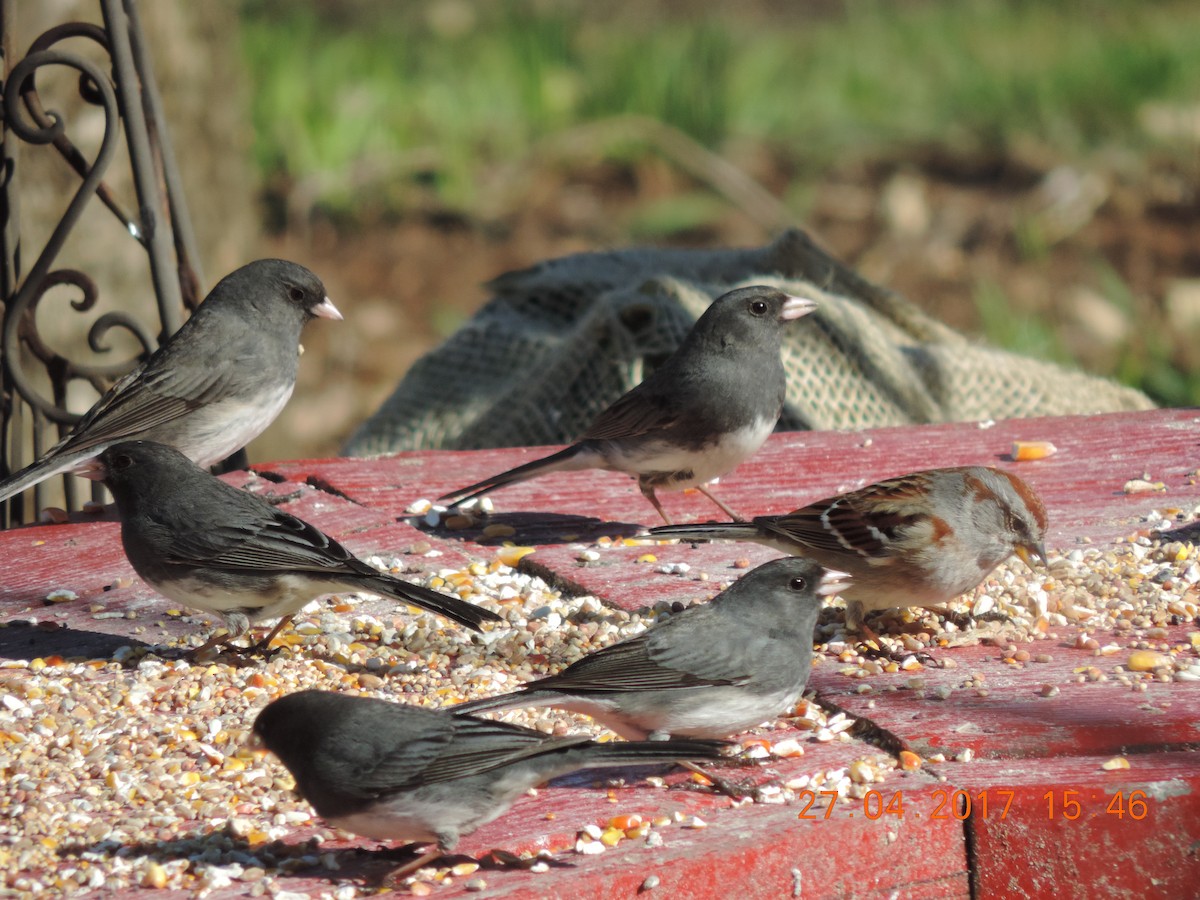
57, 824, 575, 888
56, 828, 352, 884
426, 511, 650, 546
0, 620, 154, 662
1156, 520, 1200, 545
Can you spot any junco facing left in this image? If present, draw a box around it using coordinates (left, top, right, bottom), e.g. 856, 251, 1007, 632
0, 259, 341, 506
452, 557, 847, 742
438, 285, 816, 524
650, 466, 1048, 636
81, 441, 501, 657
252, 690, 728, 877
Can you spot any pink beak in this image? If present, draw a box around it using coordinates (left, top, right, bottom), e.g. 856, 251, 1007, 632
817, 568, 852, 597
312, 296, 343, 321
780, 294, 818, 321
73, 458, 107, 482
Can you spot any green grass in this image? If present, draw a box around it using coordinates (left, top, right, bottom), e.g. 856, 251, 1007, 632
972, 280, 1070, 366
238, 0, 1200, 217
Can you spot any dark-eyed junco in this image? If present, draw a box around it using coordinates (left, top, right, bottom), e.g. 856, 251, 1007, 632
252, 690, 727, 876
80, 441, 500, 657
453, 557, 846, 741
0, 259, 341, 505
650, 466, 1048, 635
438, 285, 816, 524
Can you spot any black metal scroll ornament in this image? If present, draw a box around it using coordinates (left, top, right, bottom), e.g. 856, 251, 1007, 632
0, 0, 203, 526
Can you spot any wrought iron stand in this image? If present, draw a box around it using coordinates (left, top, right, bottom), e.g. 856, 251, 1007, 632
0, 0, 202, 526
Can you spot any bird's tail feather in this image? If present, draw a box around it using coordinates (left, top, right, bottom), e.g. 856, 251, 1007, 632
365, 576, 502, 632
0, 452, 86, 505
450, 690, 542, 716
437, 445, 585, 506
647, 523, 762, 543
567, 738, 729, 768
500, 736, 730, 787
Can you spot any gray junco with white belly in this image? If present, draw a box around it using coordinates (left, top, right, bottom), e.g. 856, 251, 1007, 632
81, 441, 500, 657
437, 285, 816, 524
0, 259, 341, 505
650, 466, 1048, 636
252, 690, 727, 877
453, 557, 846, 741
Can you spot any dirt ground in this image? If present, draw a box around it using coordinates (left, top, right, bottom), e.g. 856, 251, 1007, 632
254, 151, 1200, 463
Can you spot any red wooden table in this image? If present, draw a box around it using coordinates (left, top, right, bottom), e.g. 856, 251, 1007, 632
2, 407, 1199, 898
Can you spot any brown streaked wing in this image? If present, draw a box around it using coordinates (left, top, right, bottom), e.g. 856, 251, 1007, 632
763, 473, 937, 558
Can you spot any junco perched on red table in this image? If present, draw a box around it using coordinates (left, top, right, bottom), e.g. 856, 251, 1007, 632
252, 690, 727, 879
0, 259, 341, 506
438, 285, 816, 524
453, 557, 843, 740
650, 466, 1048, 636
81, 441, 500, 658
453, 557, 845, 796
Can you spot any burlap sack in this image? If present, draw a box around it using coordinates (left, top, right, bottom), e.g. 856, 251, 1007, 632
344, 228, 1152, 455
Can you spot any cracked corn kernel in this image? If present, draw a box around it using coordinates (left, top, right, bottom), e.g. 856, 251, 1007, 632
608, 814, 642, 831
1128, 650, 1170, 672
898, 751, 922, 771
1010, 440, 1057, 461
771, 739, 804, 758
496, 546, 535, 567
142, 863, 167, 889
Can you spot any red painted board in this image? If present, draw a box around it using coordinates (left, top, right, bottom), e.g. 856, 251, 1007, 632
460, 780, 968, 900
3, 408, 1199, 899
513, 541, 783, 613
812, 630, 1200, 760
12, 721, 943, 899
189, 757, 964, 900
262, 408, 1200, 611
943, 752, 1200, 900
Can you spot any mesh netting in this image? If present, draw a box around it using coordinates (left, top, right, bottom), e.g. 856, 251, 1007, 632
344, 229, 1152, 455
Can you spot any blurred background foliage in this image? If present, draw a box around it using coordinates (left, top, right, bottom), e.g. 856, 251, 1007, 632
242, 0, 1199, 214
237, 1, 1200, 453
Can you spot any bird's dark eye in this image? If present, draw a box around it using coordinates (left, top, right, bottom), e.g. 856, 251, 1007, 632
289, 286, 305, 302
111, 453, 133, 471
750, 299, 768, 316
788, 576, 807, 591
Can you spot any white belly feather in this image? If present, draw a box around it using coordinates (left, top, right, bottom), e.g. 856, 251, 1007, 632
596, 415, 776, 492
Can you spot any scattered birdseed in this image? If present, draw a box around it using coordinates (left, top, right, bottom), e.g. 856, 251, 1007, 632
4, 519, 1199, 893
656, 562, 691, 575
1123, 479, 1166, 494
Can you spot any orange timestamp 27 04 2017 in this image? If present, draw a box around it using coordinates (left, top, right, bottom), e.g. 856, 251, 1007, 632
795, 789, 1153, 821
